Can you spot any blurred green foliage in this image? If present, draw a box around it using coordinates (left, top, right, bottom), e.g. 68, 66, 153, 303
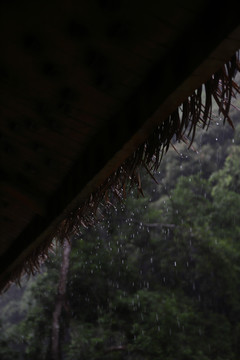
1, 118, 240, 359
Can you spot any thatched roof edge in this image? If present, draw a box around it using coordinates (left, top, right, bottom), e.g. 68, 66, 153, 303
1, 50, 240, 293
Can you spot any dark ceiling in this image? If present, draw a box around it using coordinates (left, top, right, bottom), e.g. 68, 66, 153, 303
0, 0, 240, 289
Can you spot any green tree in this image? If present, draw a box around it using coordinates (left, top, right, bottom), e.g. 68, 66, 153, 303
1, 120, 240, 359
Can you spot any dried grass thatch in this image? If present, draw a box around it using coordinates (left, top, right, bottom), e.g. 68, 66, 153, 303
59, 51, 240, 235
1, 51, 240, 293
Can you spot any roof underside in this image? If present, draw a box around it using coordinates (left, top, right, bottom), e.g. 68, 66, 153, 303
0, 0, 240, 290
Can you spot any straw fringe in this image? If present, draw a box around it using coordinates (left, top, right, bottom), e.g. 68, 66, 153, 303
58, 51, 240, 238
1, 51, 240, 292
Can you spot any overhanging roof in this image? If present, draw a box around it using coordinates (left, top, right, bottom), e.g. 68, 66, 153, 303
0, 0, 240, 290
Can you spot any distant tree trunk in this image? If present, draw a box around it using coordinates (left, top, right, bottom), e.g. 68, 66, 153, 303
51, 238, 72, 360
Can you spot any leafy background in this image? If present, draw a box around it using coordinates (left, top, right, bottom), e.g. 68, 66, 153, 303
1, 99, 240, 359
